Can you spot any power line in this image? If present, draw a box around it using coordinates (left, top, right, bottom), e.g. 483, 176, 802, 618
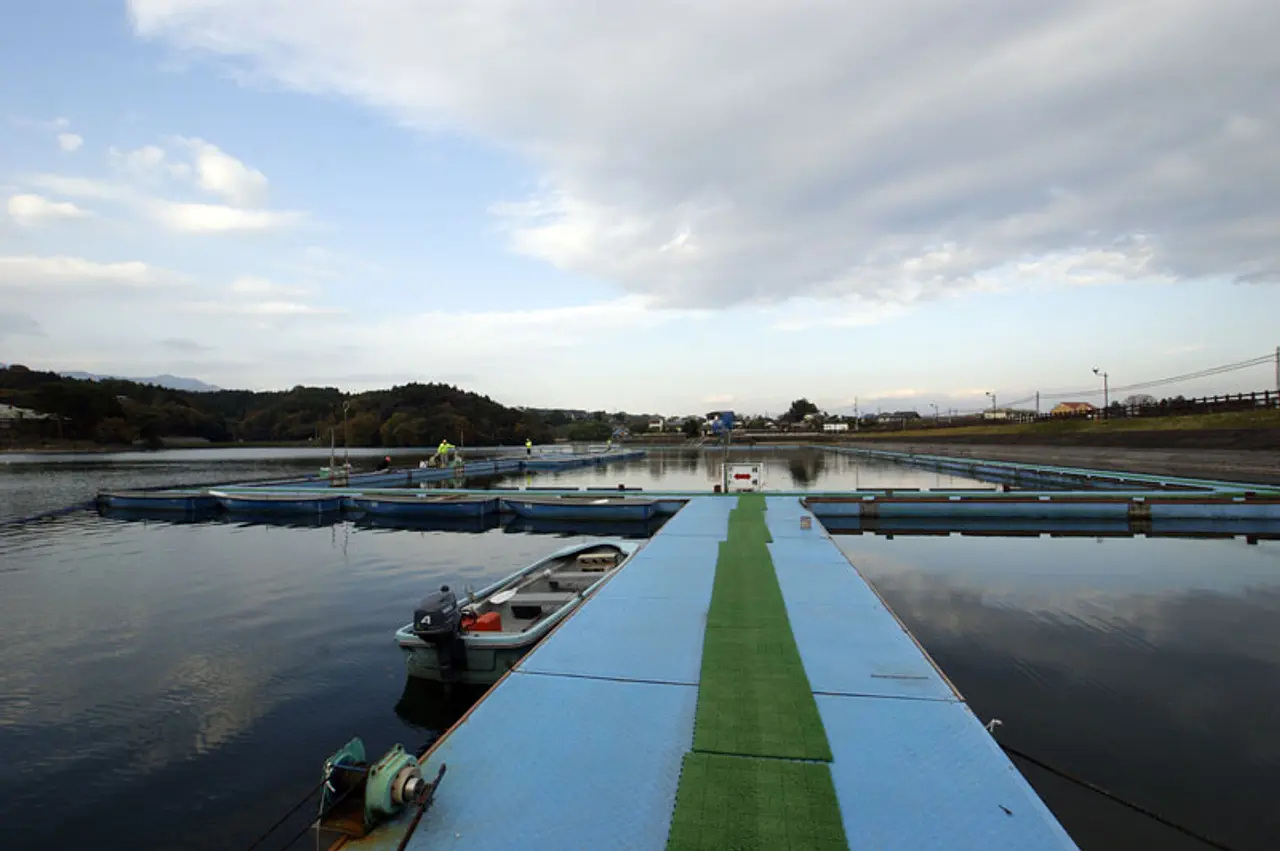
1035, 354, 1274, 402
853, 350, 1275, 419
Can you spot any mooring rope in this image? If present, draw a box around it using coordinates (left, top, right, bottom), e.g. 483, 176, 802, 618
988, 720, 1239, 851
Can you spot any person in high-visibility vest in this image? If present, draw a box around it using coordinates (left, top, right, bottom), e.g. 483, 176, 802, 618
525, 438, 532, 457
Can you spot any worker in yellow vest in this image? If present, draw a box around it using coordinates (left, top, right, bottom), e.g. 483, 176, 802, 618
525, 438, 532, 457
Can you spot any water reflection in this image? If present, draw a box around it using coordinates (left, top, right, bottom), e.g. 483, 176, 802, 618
837, 534, 1280, 851
393, 678, 489, 748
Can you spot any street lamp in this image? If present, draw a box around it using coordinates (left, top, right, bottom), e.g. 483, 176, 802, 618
1092, 368, 1109, 418
985, 391, 996, 413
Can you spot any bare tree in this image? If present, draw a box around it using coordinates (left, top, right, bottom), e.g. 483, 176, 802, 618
1122, 394, 1157, 407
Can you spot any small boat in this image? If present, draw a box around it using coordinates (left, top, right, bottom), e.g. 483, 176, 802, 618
503, 494, 658, 521
349, 493, 499, 518
97, 489, 219, 512
395, 539, 640, 684
210, 490, 345, 515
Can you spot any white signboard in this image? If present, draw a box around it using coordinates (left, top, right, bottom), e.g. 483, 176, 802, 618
727, 463, 764, 492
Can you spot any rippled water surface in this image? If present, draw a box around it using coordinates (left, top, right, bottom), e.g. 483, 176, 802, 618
2, 448, 1277, 850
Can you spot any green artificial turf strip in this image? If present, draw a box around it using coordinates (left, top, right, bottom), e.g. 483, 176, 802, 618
696, 502, 832, 760
666, 752, 849, 851
694, 626, 832, 760
667, 495, 844, 849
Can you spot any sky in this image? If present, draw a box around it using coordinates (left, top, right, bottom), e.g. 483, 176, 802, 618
1, 1, 1277, 416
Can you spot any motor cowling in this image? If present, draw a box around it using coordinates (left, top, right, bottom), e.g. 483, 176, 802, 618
413, 585, 461, 642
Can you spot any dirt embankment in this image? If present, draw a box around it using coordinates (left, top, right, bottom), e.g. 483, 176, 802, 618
854, 440, 1280, 486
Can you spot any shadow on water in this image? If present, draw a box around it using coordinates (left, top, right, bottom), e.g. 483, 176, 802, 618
502, 515, 669, 539
393, 678, 490, 752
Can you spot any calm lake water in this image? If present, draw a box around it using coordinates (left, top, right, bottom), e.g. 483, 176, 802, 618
1, 448, 1277, 850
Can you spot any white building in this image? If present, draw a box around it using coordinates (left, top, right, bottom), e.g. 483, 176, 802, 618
0, 403, 53, 421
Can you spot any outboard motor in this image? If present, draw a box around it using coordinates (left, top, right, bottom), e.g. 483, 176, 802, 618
413, 585, 467, 677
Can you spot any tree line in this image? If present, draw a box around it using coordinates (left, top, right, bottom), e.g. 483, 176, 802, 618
0, 365, 559, 448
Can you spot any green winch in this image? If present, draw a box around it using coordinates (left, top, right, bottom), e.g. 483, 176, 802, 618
318, 737, 447, 839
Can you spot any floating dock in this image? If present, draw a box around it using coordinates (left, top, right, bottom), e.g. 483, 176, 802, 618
336, 495, 1081, 850
246, 449, 648, 490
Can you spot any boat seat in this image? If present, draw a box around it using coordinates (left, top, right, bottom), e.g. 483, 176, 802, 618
506, 592, 578, 606
549, 571, 613, 584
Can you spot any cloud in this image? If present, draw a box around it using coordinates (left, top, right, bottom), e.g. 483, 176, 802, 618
181, 299, 342, 317
173, 136, 268, 206
129, 0, 1280, 311
0, 255, 182, 290
865, 389, 921, 402
7, 115, 69, 131
56, 133, 83, 153
108, 138, 269, 206
23, 174, 128, 202
7, 193, 92, 226
150, 200, 303, 232
109, 144, 191, 180
21, 173, 304, 233
228, 275, 307, 296
0, 312, 44, 337
159, 337, 214, 352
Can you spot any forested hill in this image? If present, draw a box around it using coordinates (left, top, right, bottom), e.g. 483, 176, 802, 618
0, 364, 556, 447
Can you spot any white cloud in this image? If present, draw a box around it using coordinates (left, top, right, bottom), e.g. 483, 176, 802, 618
150, 200, 303, 232
108, 138, 267, 205
865, 389, 921, 402
129, 0, 1280, 311
7, 193, 91, 226
109, 144, 191, 179
228, 275, 308, 296
56, 133, 83, 152
173, 137, 268, 206
22, 172, 304, 233
0, 255, 181, 290
25, 174, 127, 202
182, 299, 341, 317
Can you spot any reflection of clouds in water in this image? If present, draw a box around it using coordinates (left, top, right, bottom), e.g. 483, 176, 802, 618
838, 534, 1280, 601
843, 537, 1280, 783
0, 515, 556, 777
171, 653, 277, 758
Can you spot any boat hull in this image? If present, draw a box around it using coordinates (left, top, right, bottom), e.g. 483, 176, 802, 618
503, 499, 656, 521
398, 639, 538, 685
350, 496, 498, 518
214, 494, 344, 514
98, 491, 219, 511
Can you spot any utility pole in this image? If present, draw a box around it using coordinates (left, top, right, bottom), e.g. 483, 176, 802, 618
1275, 346, 1279, 397
853, 397, 859, 432
1035, 391, 1040, 416
342, 400, 350, 467
1093, 368, 1109, 418
985, 391, 996, 413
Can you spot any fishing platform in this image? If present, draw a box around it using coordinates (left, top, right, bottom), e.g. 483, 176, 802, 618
91, 444, 1280, 847
333, 493, 1082, 850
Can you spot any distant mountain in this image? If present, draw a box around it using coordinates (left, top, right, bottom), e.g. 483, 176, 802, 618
57, 371, 222, 393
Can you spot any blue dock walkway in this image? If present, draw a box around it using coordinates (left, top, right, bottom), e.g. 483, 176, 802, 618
343, 495, 1078, 850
